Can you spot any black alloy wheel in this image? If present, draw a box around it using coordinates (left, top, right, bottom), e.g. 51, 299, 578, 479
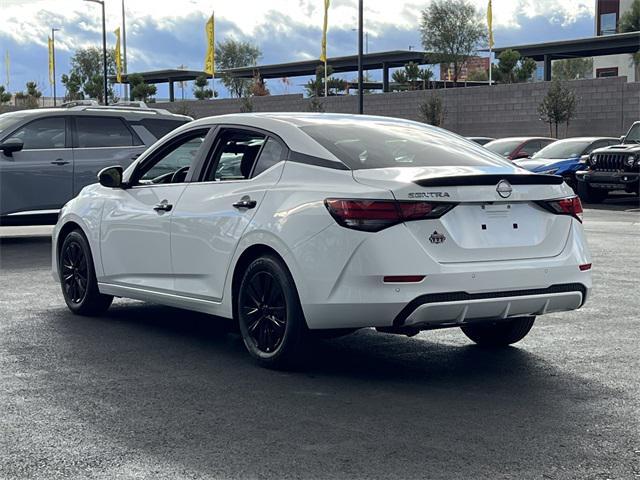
61, 240, 88, 304
241, 271, 287, 354
237, 255, 306, 368
59, 230, 113, 315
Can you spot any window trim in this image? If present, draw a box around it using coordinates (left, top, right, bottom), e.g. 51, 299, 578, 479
128, 127, 213, 187
5, 115, 71, 150
596, 67, 618, 78
70, 115, 143, 149
195, 124, 289, 183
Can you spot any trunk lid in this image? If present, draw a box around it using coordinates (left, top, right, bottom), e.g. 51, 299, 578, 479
353, 166, 573, 263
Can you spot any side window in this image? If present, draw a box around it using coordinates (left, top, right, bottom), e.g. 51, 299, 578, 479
76, 116, 135, 148
141, 118, 189, 139
11, 117, 66, 149
205, 129, 266, 181
586, 140, 606, 154
138, 131, 207, 183
252, 138, 285, 177
520, 141, 540, 156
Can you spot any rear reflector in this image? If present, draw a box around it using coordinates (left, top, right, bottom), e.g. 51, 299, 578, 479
536, 196, 584, 223
324, 199, 456, 232
579, 263, 592, 271
383, 275, 426, 283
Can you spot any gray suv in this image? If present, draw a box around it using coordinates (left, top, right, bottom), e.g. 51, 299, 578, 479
0, 105, 191, 225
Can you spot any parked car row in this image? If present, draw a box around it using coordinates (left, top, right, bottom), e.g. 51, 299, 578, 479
468, 124, 639, 203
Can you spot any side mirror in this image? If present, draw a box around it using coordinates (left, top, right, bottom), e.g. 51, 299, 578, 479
0, 138, 24, 157
98, 165, 123, 188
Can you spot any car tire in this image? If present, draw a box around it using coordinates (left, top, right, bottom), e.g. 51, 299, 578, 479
237, 255, 307, 369
59, 230, 113, 316
460, 316, 535, 347
577, 181, 608, 203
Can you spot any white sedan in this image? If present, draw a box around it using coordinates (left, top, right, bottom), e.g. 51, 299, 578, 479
53, 113, 592, 367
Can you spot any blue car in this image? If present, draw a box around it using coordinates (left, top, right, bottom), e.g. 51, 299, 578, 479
515, 137, 620, 191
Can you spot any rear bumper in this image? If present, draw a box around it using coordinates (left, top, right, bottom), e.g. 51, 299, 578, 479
394, 283, 586, 328
576, 170, 639, 189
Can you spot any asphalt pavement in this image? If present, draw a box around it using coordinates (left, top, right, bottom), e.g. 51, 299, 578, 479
0, 197, 639, 480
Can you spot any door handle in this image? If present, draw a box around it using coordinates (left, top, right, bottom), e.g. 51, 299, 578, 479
51, 159, 70, 166
232, 197, 257, 209
153, 202, 173, 212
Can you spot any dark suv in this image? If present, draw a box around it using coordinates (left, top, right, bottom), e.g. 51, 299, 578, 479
0, 105, 191, 225
576, 122, 640, 203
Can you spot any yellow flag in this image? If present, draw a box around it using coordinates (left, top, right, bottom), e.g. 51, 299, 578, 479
48, 37, 54, 85
320, 0, 330, 62
487, 0, 494, 49
204, 14, 215, 76
114, 27, 122, 83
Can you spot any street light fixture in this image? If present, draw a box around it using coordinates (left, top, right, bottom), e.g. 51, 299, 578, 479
51, 28, 60, 106
84, 0, 108, 105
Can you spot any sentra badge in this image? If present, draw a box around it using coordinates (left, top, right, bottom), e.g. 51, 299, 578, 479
408, 192, 450, 199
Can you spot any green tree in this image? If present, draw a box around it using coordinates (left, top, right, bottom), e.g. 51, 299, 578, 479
619, 0, 640, 32
250, 71, 270, 96
240, 95, 254, 113
0, 85, 11, 104
61, 72, 84, 101
305, 65, 346, 97
552, 58, 594, 80
492, 49, 536, 83
67, 47, 117, 103
467, 68, 488, 81
215, 39, 261, 98
193, 74, 215, 100
307, 97, 326, 112
128, 73, 156, 102
419, 94, 446, 127
420, 0, 486, 82
538, 80, 578, 138
15, 81, 42, 108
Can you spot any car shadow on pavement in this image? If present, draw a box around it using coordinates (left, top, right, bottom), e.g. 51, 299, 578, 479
17, 300, 629, 479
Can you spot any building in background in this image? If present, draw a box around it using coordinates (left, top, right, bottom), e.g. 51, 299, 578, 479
593, 0, 637, 81
440, 57, 490, 81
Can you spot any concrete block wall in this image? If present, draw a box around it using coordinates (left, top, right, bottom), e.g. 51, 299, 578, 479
138, 77, 640, 139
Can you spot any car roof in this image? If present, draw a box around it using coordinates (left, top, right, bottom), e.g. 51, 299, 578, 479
2, 106, 190, 121
546, 137, 618, 143
187, 112, 466, 164
486, 137, 556, 143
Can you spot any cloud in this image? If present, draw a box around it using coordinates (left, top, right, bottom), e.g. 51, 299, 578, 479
0, 0, 595, 99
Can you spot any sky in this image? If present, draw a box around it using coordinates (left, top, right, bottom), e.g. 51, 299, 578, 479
0, 0, 596, 100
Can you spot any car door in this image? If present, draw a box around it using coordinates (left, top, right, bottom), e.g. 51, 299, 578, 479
0, 116, 72, 217
71, 115, 147, 197
99, 128, 212, 291
170, 127, 287, 301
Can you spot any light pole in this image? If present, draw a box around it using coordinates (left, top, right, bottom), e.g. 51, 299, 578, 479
84, 0, 108, 105
51, 28, 60, 106
121, 0, 128, 100
351, 29, 368, 54
357, 0, 363, 114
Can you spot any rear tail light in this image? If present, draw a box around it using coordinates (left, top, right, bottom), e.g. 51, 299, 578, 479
536, 196, 583, 223
579, 263, 592, 271
324, 199, 456, 232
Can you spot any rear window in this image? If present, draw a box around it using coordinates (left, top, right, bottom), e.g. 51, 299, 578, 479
300, 121, 510, 170
141, 118, 189, 139
484, 139, 523, 156
76, 116, 137, 148
532, 140, 591, 159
